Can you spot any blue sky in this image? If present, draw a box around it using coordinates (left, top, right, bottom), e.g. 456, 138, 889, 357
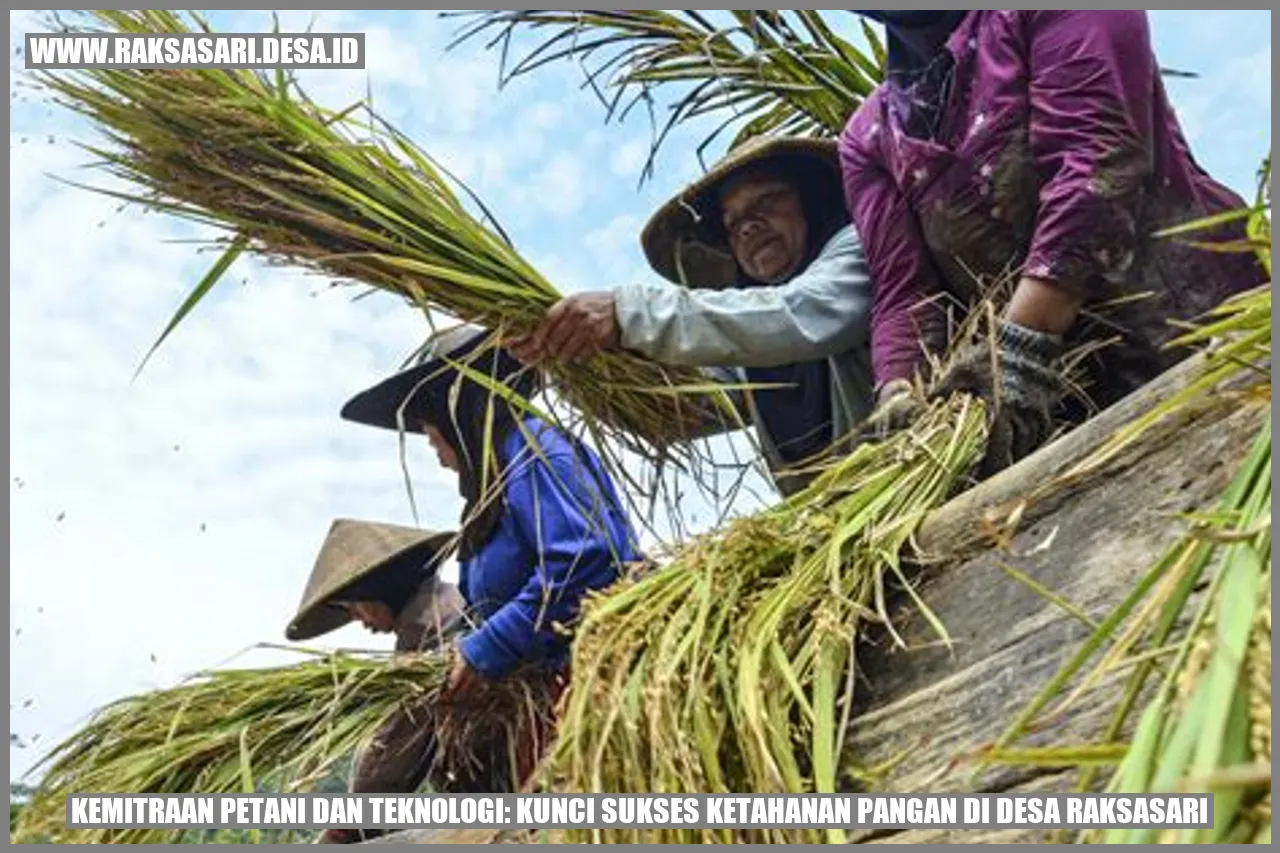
8, 10, 1272, 781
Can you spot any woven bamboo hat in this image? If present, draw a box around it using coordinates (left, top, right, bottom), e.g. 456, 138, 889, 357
285, 519, 455, 641
640, 136, 842, 290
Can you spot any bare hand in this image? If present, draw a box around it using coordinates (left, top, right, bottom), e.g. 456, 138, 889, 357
505, 334, 543, 367
522, 292, 620, 365
860, 378, 926, 441
442, 650, 484, 705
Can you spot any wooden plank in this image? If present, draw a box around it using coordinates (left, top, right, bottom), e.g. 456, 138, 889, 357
871, 827, 1048, 845
843, 398, 1266, 794
914, 349, 1232, 560
364, 827, 504, 845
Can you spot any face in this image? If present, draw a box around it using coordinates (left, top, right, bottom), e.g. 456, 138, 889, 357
719, 172, 809, 284
339, 601, 397, 634
424, 425, 460, 472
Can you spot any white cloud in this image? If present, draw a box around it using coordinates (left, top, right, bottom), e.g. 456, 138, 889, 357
584, 213, 643, 258
525, 152, 589, 218
1165, 48, 1270, 148
610, 137, 652, 180
7, 124, 463, 778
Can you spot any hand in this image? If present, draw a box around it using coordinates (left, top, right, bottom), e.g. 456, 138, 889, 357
931, 320, 1066, 478
505, 333, 543, 367
514, 292, 621, 365
860, 378, 928, 442
441, 649, 485, 706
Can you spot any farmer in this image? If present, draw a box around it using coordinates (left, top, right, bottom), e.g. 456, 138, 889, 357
510, 137, 876, 496
286, 519, 471, 844
286, 518, 464, 656
842, 10, 1268, 477
303, 326, 640, 842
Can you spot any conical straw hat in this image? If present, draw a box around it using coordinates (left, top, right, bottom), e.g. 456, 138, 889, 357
640, 136, 841, 289
286, 519, 455, 641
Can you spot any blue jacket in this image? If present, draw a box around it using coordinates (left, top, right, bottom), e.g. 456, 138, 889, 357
456, 416, 641, 678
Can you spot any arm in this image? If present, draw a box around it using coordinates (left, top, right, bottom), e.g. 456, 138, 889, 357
1013, 10, 1157, 331
458, 445, 628, 679
838, 115, 946, 390
613, 225, 872, 368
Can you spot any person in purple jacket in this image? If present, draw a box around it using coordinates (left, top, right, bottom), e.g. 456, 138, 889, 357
325, 325, 640, 836
843, 10, 1267, 476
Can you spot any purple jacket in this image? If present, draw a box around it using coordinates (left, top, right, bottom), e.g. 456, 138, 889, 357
840, 10, 1266, 406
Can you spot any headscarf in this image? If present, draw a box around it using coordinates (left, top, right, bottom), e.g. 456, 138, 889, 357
858, 11, 969, 141
417, 347, 539, 562
857, 11, 968, 78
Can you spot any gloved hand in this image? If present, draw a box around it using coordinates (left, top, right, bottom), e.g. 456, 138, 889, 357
931, 320, 1066, 479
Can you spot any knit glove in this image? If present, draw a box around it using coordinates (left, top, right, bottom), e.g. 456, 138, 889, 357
932, 320, 1066, 479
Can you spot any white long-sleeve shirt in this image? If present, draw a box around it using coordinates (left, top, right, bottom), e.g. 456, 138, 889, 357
614, 225, 877, 495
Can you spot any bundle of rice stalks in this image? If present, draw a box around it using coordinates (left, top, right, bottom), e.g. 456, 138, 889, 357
1099, 418, 1269, 844
11, 647, 555, 845
33, 10, 739, 460
547, 395, 987, 843
452, 11, 884, 175
989, 418, 1270, 844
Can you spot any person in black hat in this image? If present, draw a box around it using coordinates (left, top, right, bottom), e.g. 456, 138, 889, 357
329, 325, 641, 831
286, 518, 463, 653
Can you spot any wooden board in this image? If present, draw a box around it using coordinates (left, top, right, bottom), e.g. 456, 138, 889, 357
362, 827, 504, 845
839, 375, 1266, 841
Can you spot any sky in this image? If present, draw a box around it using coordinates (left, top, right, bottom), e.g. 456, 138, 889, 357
7, 10, 1272, 782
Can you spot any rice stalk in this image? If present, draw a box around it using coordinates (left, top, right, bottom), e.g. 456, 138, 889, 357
545, 395, 987, 843
1100, 424, 1270, 845
449, 10, 883, 177
11, 646, 556, 845
32, 10, 742, 464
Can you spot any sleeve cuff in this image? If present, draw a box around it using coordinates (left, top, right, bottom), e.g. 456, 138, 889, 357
458, 625, 521, 680
613, 281, 653, 352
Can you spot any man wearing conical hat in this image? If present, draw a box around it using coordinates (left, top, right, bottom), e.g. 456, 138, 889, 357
509, 137, 880, 496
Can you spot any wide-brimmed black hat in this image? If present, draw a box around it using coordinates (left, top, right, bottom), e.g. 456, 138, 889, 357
340, 325, 536, 435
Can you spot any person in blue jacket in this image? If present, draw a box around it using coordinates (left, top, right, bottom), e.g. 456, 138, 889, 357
332, 325, 641, 826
